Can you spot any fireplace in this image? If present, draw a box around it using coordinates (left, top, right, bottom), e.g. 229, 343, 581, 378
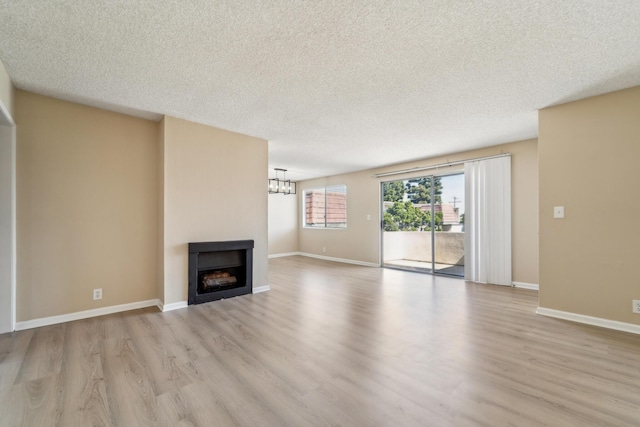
188, 240, 254, 305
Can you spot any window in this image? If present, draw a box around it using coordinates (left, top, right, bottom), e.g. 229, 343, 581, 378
303, 185, 347, 228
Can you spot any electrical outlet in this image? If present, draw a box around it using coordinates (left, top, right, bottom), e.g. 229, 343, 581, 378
633, 300, 640, 314
93, 288, 102, 300
322, 247, 326, 253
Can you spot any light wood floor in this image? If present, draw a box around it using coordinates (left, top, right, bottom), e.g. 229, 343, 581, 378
1, 256, 639, 426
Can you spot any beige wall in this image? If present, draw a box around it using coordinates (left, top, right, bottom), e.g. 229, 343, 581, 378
157, 118, 165, 303
298, 169, 380, 265
16, 91, 159, 321
0, 60, 13, 119
298, 138, 539, 284
268, 193, 299, 255
510, 139, 539, 284
161, 116, 268, 304
539, 86, 640, 324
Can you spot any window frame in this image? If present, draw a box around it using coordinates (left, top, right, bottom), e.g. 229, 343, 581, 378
302, 184, 348, 229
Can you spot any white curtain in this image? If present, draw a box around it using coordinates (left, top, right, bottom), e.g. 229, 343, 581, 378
464, 156, 512, 286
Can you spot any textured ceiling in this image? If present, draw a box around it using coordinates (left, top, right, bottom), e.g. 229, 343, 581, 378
1, 1, 639, 180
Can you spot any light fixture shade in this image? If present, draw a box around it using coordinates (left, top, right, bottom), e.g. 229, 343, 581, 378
268, 169, 296, 195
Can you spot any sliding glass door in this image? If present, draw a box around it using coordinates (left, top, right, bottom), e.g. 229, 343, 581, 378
432, 174, 465, 276
381, 173, 465, 277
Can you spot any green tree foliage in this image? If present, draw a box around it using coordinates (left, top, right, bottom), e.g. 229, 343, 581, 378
434, 211, 443, 231
384, 202, 445, 232
383, 212, 399, 231
384, 201, 430, 231
405, 177, 442, 204
382, 181, 405, 202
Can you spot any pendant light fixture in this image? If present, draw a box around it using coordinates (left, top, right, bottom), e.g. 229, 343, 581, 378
268, 168, 296, 195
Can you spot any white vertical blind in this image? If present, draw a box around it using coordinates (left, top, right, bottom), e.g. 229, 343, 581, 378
464, 156, 512, 286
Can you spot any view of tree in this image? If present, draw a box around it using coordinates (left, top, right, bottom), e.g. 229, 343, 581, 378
382, 181, 405, 202
433, 211, 443, 231
460, 213, 465, 224
384, 201, 444, 232
383, 177, 451, 232
383, 212, 399, 231
384, 201, 431, 231
405, 177, 442, 204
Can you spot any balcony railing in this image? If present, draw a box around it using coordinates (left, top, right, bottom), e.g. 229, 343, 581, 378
383, 231, 464, 276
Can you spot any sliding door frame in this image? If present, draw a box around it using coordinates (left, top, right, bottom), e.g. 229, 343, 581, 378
380, 170, 464, 277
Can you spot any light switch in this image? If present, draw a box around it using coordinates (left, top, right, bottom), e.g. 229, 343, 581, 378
367, 214, 371, 221
554, 206, 564, 219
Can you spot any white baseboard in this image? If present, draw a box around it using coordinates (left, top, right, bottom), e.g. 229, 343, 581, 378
298, 252, 380, 268
268, 252, 301, 259
536, 307, 640, 335
159, 300, 188, 312
159, 287, 269, 309
512, 281, 539, 291
15, 299, 160, 331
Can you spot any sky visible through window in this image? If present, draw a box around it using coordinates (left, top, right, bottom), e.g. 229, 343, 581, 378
440, 173, 464, 216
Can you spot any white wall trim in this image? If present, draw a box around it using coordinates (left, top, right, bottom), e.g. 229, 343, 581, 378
513, 281, 539, 291
159, 300, 188, 312
536, 307, 640, 335
253, 285, 270, 293
15, 299, 160, 331
0, 104, 16, 333
268, 252, 301, 259
298, 252, 380, 268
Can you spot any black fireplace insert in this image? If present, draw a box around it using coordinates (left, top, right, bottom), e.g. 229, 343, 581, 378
188, 240, 254, 305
